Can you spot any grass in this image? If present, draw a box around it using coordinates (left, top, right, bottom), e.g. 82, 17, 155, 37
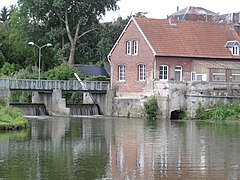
195, 102, 240, 122
0, 106, 28, 130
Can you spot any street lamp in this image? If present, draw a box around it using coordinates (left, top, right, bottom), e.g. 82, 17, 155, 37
28, 42, 52, 80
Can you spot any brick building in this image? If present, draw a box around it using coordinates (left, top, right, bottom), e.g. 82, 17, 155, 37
108, 17, 240, 97
108, 17, 240, 118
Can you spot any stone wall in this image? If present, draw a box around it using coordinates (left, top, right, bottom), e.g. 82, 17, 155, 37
112, 81, 240, 119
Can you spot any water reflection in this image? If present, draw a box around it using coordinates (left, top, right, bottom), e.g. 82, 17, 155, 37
0, 117, 240, 179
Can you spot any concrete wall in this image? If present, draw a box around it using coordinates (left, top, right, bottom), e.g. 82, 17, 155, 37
32, 90, 113, 116
32, 90, 70, 116
0, 89, 10, 106
83, 91, 114, 116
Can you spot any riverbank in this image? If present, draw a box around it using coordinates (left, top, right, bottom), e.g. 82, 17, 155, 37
0, 106, 28, 130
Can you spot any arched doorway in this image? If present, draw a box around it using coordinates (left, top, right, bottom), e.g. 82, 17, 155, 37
170, 110, 186, 120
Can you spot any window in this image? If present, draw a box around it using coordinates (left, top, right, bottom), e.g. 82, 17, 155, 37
191, 71, 196, 81
126, 41, 131, 55
232, 74, 240, 82
159, 65, 168, 80
191, 72, 207, 81
118, 65, 125, 81
133, 40, 139, 55
232, 45, 239, 55
196, 74, 207, 81
175, 66, 182, 81
138, 64, 146, 81
225, 41, 240, 56
212, 73, 226, 81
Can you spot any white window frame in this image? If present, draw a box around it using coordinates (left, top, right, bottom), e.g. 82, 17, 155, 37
118, 65, 125, 81
191, 71, 196, 81
196, 74, 207, 81
232, 73, 240, 82
212, 72, 226, 81
232, 45, 239, 55
138, 64, 146, 81
126, 41, 131, 55
133, 40, 139, 55
175, 66, 182, 81
159, 65, 168, 81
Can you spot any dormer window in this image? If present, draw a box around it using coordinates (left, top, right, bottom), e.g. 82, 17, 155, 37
225, 40, 240, 56
232, 45, 239, 55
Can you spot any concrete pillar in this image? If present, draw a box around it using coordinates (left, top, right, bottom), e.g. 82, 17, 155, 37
86, 90, 114, 116
91, 90, 114, 116
51, 90, 70, 116
0, 89, 10, 106
83, 93, 94, 104
32, 92, 44, 103
32, 90, 70, 116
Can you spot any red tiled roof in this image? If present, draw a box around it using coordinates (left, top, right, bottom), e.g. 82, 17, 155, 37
134, 17, 240, 58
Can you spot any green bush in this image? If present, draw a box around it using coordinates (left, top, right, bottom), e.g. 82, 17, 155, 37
13, 66, 38, 79
179, 111, 188, 119
0, 106, 28, 130
85, 76, 109, 81
43, 63, 84, 80
0, 62, 16, 77
195, 102, 240, 121
0, 98, 6, 106
143, 96, 158, 120
195, 102, 209, 120
10, 91, 32, 103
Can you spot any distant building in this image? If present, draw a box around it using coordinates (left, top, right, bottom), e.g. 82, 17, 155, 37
168, 6, 240, 36
168, 6, 218, 22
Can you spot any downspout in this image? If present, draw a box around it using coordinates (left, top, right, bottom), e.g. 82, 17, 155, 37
107, 55, 113, 90
152, 55, 157, 93
153, 55, 156, 80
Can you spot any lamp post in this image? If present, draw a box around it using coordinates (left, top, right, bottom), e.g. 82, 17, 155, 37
28, 42, 52, 80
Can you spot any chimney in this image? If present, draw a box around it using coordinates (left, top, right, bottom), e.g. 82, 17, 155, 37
177, 6, 179, 11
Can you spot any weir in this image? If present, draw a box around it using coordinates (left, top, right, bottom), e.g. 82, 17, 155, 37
10, 103, 101, 116
10, 103, 47, 116
67, 104, 100, 116
0, 78, 113, 116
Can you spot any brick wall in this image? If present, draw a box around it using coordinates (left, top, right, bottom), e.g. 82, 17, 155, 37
110, 20, 154, 94
110, 20, 195, 95
155, 56, 192, 81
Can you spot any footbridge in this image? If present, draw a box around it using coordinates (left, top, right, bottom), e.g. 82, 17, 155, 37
0, 78, 113, 116
0, 78, 110, 92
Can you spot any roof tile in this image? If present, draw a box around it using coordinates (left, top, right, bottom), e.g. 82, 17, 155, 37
134, 17, 240, 58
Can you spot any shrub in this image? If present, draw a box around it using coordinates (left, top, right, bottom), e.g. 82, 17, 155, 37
143, 96, 158, 120
0, 62, 16, 77
195, 102, 240, 121
195, 102, 209, 120
85, 76, 109, 81
0, 98, 6, 107
43, 63, 83, 80
0, 106, 28, 130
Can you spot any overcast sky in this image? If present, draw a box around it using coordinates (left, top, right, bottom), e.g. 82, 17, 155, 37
1, 0, 240, 22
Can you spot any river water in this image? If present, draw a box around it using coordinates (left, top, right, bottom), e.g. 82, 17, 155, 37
0, 117, 240, 180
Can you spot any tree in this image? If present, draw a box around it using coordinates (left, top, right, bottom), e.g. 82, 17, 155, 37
0, 7, 9, 22
18, 0, 119, 64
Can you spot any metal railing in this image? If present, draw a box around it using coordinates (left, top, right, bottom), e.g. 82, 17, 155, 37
0, 78, 110, 91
